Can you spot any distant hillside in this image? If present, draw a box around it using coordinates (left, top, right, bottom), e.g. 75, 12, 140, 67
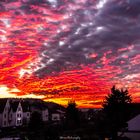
0, 98, 66, 111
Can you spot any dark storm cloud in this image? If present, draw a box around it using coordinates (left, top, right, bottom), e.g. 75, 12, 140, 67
103, 0, 140, 18
2, 0, 139, 80
35, 0, 140, 78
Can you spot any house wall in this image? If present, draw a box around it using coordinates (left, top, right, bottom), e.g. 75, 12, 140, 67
42, 109, 49, 122
118, 114, 140, 140
2, 100, 10, 127
10, 112, 16, 127
15, 103, 23, 126
23, 112, 30, 125
10, 103, 23, 127
9, 110, 13, 127
52, 113, 60, 121
128, 114, 140, 131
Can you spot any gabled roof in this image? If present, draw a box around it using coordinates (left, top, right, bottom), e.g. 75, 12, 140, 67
127, 114, 140, 131
10, 101, 20, 112
0, 99, 8, 113
128, 114, 140, 123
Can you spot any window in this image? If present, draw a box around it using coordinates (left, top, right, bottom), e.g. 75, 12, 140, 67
17, 120, 20, 124
17, 113, 22, 118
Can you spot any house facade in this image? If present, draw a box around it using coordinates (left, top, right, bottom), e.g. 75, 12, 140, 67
42, 109, 49, 122
0, 99, 31, 128
0, 99, 24, 128
10, 101, 23, 127
118, 114, 140, 140
0, 98, 66, 128
0, 99, 10, 127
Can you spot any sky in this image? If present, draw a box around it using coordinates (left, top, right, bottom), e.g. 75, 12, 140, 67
0, 0, 140, 108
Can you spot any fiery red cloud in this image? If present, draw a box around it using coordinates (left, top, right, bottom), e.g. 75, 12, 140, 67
0, 0, 140, 108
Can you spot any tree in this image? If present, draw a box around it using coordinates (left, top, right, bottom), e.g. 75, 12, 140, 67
65, 100, 80, 129
103, 85, 131, 108
102, 85, 132, 139
29, 111, 43, 130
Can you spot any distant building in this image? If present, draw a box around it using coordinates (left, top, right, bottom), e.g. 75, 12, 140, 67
52, 112, 60, 121
42, 108, 49, 122
0, 99, 10, 127
0, 99, 32, 128
0, 98, 66, 128
118, 114, 140, 140
10, 101, 23, 127
0, 99, 23, 128
50, 109, 65, 122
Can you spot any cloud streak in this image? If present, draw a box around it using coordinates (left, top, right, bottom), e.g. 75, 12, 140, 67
0, 0, 139, 108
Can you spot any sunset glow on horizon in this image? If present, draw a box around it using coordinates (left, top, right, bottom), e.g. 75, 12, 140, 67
0, 0, 140, 108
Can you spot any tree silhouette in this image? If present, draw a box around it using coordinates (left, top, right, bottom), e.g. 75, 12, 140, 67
65, 100, 80, 129
29, 111, 43, 130
103, 85, 132, 139
103, 85, 131, 108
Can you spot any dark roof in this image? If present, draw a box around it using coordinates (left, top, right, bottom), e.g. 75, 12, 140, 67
49, 109, 65, 114
10, 101, 19, 112
0, 99, 8, 113
21, 101, 30, 112
31, 102, 47, 110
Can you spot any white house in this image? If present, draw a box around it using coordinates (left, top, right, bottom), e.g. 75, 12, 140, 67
0, 99, 10, 128
0, 99, 59, 128
0, 99, 29, 128
10, 101, 23, 127
118, 114, 140, 140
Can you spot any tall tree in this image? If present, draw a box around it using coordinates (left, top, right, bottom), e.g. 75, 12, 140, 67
65, 100, 80, 129
29, 111, 43, 130
103, 85, 131, 108
103, 85, 132, 139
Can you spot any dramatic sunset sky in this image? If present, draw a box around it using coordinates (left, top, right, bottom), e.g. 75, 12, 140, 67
0, 0, 140, 108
